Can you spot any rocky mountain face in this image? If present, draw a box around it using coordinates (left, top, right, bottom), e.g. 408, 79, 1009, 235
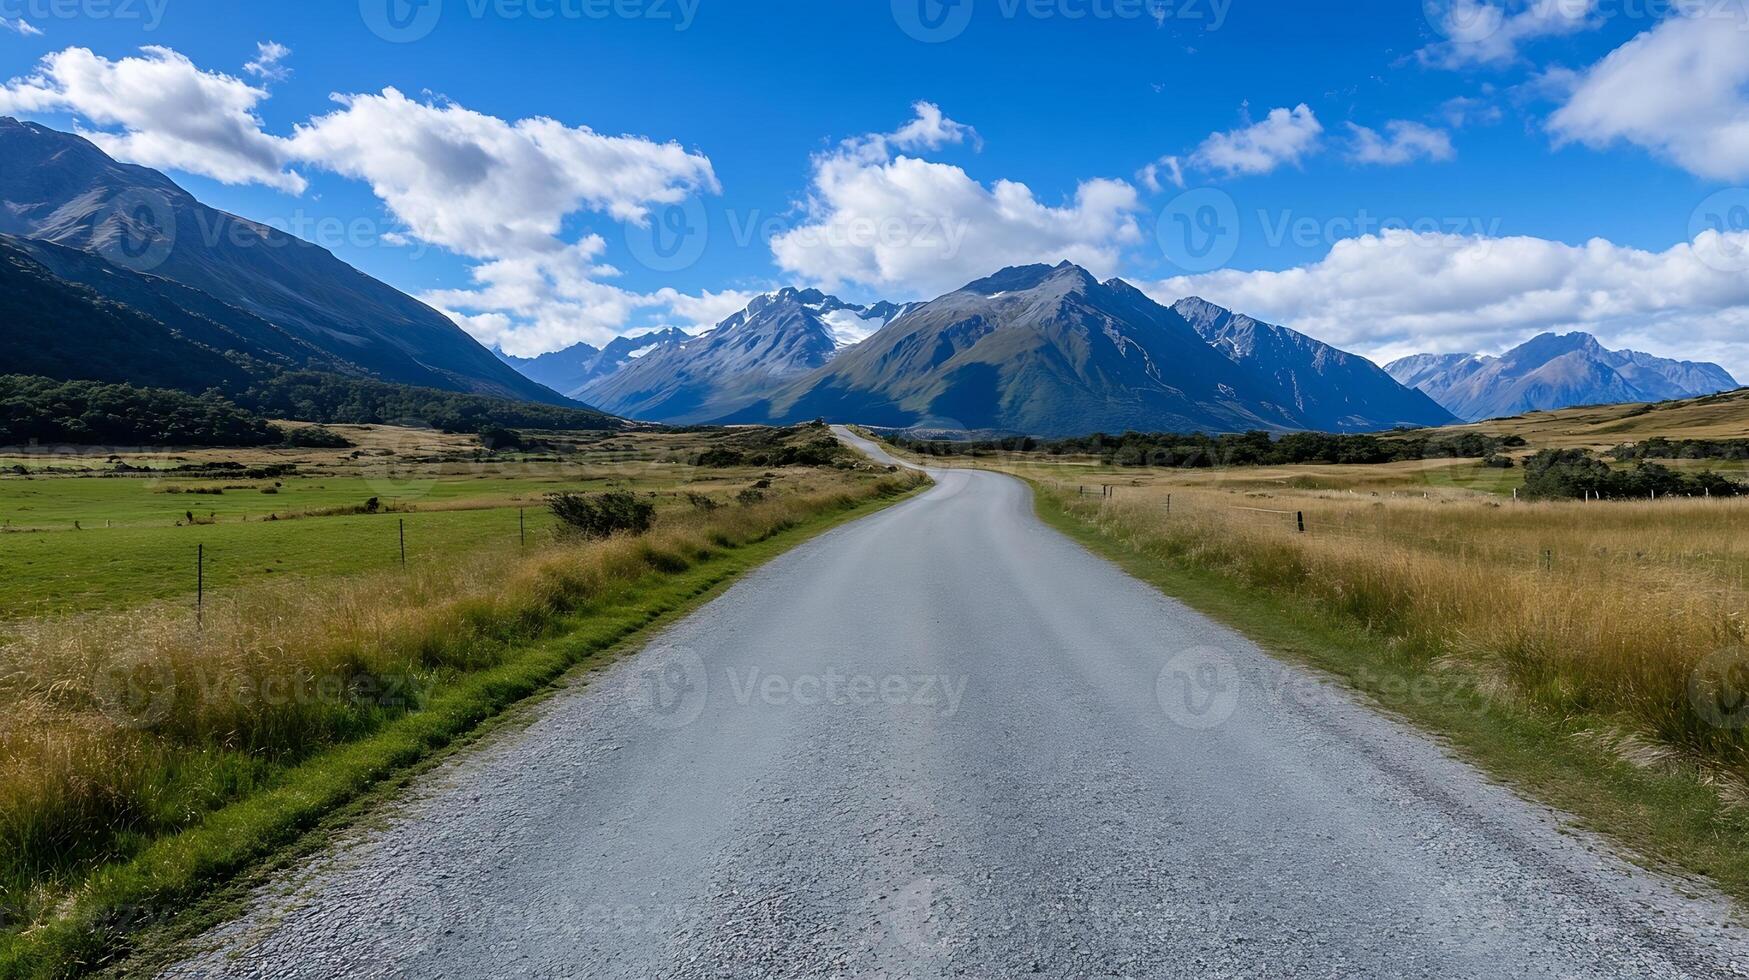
1386, 332, 1740, 421
1172, 298, 1456, 431
0, 117, 566, 405
497, 327, 692, 400
717, 263, 1316, 437
575, 288, 907, 424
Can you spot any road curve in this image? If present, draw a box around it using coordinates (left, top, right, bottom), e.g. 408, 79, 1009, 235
161, 428, 1749, 979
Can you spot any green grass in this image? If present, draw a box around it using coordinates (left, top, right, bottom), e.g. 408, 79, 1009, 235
0, 464, 783, 617
1028, 482, 1749, 906
0, 478, 925, 980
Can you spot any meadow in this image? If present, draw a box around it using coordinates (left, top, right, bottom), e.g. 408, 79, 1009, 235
0, 421, 924, 976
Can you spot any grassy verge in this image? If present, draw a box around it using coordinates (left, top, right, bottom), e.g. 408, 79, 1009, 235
0, 473, 927, 980
1027, 481, 1749, 904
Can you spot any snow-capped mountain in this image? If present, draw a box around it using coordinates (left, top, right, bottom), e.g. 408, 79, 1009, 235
1386, 333, 1740, 422
718, 262, 1317, 437
496, 327, 691, 400
575, 288, 907, 424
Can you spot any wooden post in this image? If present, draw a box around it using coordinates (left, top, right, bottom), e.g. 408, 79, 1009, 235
1296, 511, 1305, 534
399, 519, 406, 568
1166, 494, 1171, 515
196, 543, 204, 629
520, 507, 526, 547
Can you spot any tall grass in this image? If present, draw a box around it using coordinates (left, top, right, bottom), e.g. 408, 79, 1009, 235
0, 474, 921, 932
1047, 481, 1749, 775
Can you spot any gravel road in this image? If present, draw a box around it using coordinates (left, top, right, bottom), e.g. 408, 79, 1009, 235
159, 427, 1749, 979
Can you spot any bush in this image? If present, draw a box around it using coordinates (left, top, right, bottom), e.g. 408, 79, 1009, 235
477, 426, 525, 451
547, 491, 656, 539
1522, 448, 1749, 500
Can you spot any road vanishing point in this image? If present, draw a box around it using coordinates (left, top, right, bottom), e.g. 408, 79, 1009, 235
161, 428, 1749, 979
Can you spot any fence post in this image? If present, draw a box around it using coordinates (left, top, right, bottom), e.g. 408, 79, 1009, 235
1166, 494, 1171, 516
196, 543, 204, 629
1296, 512, 1305, 534
399, 519, 406, 568
520, 507, 526, 547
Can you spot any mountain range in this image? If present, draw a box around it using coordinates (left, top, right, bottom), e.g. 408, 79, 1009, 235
496, 327, 693, 401
1386, 333, 1740, 422
576, 289, 913, 425
7, 116, 1732, 440
0, 116, 564, 405
570, 263, 1457, 437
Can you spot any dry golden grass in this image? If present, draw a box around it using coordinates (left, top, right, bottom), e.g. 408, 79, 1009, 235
0, 469, 922, 925
1032, 468, 1749, 774
1414, 387, 1749, 451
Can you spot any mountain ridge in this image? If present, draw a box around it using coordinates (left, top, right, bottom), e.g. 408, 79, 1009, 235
0, 117, 568, 406
1387, 332, 1740, 421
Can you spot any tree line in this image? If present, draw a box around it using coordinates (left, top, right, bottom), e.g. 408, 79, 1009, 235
890, 429, 1527, 468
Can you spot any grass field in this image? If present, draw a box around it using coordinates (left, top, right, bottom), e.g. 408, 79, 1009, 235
0, 425, 839, 617
0, 421, 925, 978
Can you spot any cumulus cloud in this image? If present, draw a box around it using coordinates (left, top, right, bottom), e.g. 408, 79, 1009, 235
1549, 14, 1749, 181
282, 87, 729, 355
770, 103, 1144, 297
1145, 228, 1749, 377
1346, 121, 1456, 165
1419, 0, 1598, 68
1189, 104, 1323, 178
289, 87, 718, 260
243, 41, 291, 82
0, 46, 304, 192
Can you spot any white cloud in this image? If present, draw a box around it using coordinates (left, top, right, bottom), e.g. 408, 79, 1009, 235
1440, 94, 1503, 128
1189, 104, 1323, 178
770, 104, 1144, 298
1549, 14, 1749, 181
1346, 121, 1456, 165
1146, 228, 1749, 378
286, 87, 728, 356
289, 87, 718, 260
1137, 154, 1185, 192
243, 41, 291, 82
0, 46, 304, 192
1, 17, 42, 36
1419, 0, 1598, 68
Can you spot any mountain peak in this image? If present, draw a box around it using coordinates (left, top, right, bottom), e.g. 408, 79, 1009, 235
960, 261, 1098, 297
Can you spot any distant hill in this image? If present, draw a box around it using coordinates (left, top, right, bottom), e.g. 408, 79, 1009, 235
1386, 332, 1738, 422
0, 117, 567, 405
1172, 298, 1455, 431
1416, 386, 1749, 451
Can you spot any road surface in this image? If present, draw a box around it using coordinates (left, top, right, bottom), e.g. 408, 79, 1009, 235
161, 427, 1749, 978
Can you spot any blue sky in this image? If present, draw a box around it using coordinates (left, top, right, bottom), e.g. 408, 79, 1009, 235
2, 0, 1748, 375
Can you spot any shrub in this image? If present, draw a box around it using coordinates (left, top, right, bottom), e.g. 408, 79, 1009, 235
278, 425, 354, 449
547, 491, 655, 539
